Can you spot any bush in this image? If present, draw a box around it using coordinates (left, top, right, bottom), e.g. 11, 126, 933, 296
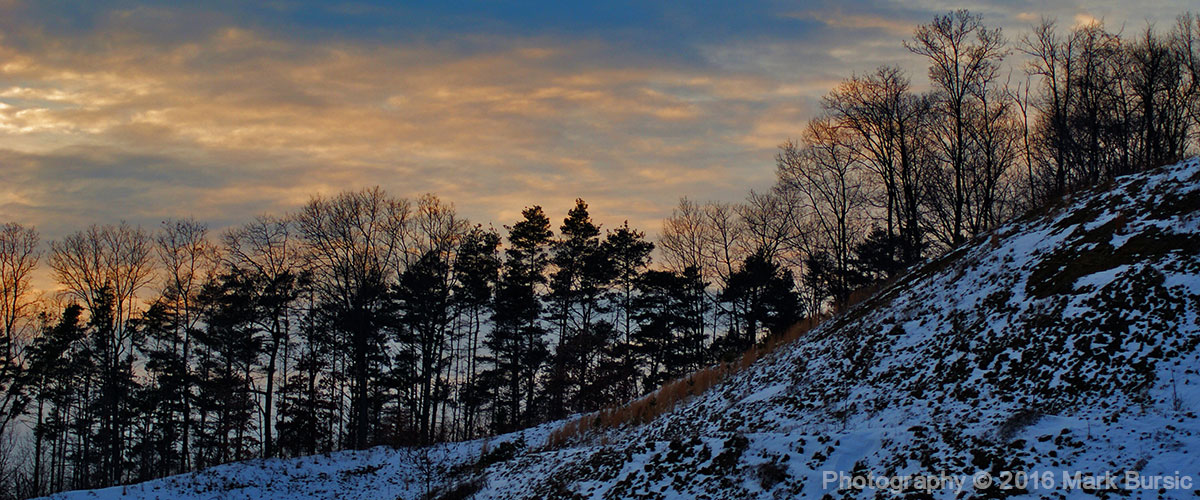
756, 460, 790, 490
422, 476, 486, 500
996, 408, 1043, 442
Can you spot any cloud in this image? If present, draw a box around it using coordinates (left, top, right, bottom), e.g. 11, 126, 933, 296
0, 16, 806, 251
1, 0, 1195, 283
783, 9, 917, 37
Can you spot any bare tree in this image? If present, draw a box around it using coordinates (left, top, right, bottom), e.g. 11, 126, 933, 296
701, 201, 748, 289
1129, 24, 1192, 170
907, 9, 1007, 246
50, 222, 155, 350
154, 218, 220, 471
223, 215, 302, 459
738, 189, 799, 265
776, 118, 872, 305
659, 197, 710, 276
0, 222, 40, 442
823, 65, 931, 262
295, 187, 411, 449
408, 193, 470, 265
964, 70, 1021, 235
1178, 13, 1200, 138
1020, 18, 1075, 198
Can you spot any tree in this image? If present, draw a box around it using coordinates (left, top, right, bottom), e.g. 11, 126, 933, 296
907, 9, 1007, 246
0, 222, 40, 444
130, 299, 184, 481
701, 201, 749, 338
853, 227, 911, 280
963, 61, 1021, 236
776, 118, 871, 307
718, 251, 800, 357
1178, 13, 1200, 137
659, 197, 709, 275
603, 221, 653, 343
545, 199, 611, 417
295, 187, 410, 449
823, 66, 930, 264
275, 291, 336, 457
223, 216, 302, 458
1129, 24, 1192, 171
193, 270, 262, 465
632, 268, 706, 389
658, 198, 714, 344
49, 223, 155, 350
403, 194, 468, 441
739, 190, 798, 265
151, 218, 219, 471
483, 206, 551, 432
1019, 18, 1074, 198
393, 250, 453, 444
49, 223, 154, 487
23, 305, 84, 497
452, 227, 500, 439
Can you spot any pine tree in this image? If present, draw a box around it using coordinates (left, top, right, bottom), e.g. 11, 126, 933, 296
393, 250, 453, 444
545, 200, 613, 417
632, 268, 707, 390
194, 270, 262, 466
452, 227, 500, 439
24, 305, 85, 497
130, 299, 187, 479
718, 251, 801, 357
603, 222, 654, 342
483, 206, 551, 432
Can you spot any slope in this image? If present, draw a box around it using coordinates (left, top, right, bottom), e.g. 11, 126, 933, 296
46, 158, 1200, 499
468, 158, 1200, 499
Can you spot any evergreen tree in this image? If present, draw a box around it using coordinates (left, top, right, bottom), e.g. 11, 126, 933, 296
393, 250, 453, 444
483, 206, 551, 432
451, 227, 500, 439
545, 199, 611, 418
193, 270, 262, 466
130, 299, 187, 479
718, 251, 801, 357
603, 221, 654, 342
86, 285, 142, 487
633, 268, 707, 390
24, 305, 85, 497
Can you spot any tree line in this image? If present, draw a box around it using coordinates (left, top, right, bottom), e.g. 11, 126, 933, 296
1, 9, 1199, 499
0, 192, 799, 498
660, 11, 1200, 313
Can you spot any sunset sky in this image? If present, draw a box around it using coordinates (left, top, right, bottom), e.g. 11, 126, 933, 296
1, 0, 1194, 250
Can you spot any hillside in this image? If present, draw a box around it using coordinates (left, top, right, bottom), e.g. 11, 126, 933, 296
47, 158, 1200, 499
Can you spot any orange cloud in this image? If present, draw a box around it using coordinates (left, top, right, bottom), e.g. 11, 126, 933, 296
0, 21, 806, 252
785, 9, 916, 37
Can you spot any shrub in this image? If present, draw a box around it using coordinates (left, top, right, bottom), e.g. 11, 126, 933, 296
422, 476, 486, 500
756, 460, 790, 490
995, 408, 1043, 442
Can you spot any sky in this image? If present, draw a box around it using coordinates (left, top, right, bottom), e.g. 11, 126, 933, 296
0, 0, 1195, 260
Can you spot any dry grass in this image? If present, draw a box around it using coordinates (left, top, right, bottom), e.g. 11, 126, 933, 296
546, 314, 829, 449
545, 275, 901, 449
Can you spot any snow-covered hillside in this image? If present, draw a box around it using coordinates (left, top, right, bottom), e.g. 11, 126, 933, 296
47, 158, 1200, 499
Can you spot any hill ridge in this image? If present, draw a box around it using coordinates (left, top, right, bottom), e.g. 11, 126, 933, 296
48, 157, 1200, 499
